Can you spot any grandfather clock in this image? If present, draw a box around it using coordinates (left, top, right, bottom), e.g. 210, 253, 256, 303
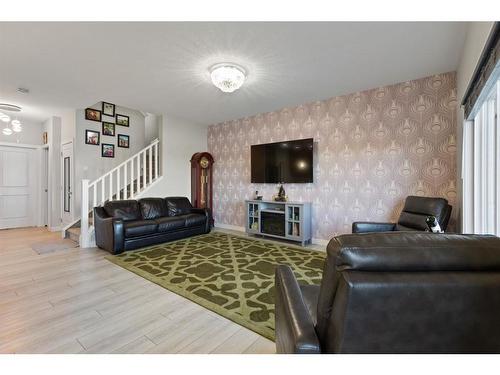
190, 152, 214, 215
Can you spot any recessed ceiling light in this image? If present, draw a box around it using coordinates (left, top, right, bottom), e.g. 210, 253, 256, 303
2, 127, 12, 135
210, 63, 246, 93
0, 114, 11, 123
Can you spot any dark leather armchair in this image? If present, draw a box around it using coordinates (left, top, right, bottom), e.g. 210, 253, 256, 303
94, 197, 211, 254
275, 232, 500, 353
352, 196, 452, 233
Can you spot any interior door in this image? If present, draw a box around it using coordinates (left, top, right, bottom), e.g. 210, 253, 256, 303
0, 146, 37, 229
61, 142, 74, 225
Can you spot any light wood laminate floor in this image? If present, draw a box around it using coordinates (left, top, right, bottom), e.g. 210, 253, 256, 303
0, 227, 276, 354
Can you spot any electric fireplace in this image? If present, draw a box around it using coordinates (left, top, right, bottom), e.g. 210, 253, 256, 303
261, 211, 285, 237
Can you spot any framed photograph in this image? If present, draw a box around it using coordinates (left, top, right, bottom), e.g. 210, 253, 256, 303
85, 108, 101, 122
102, 102, 115, 117
116, 114, 129, 127
102, 121, 115, 136
101, 143, 115, 158
117, 134, 130, 148
85, 129, 100, 145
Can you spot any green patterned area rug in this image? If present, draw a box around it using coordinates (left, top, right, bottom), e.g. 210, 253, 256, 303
105, 232, 325, 340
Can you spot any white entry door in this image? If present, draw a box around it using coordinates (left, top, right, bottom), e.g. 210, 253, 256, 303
0, 146, 37, 229
61, 142, 74, 225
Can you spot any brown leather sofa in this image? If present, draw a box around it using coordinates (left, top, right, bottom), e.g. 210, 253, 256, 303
275, 232, 500, 353
94, 197, 211, 254
352, 196, 452, 233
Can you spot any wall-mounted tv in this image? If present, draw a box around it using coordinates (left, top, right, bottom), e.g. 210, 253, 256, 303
251, 138, 313, 183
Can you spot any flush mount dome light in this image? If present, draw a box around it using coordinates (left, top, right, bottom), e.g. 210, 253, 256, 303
210, 63, 246, 93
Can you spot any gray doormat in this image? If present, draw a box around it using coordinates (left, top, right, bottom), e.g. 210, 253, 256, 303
31, 239, 79, 255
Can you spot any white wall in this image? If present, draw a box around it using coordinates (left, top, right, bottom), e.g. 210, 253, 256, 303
0, 118, 44, 145
144, 114, 207, 199
145, 113, 160, 143
455, 22, 494, 231
60, 109, 76, 145
74, 103, 148, 217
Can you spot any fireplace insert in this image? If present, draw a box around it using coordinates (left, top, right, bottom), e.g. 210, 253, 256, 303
261, 211, 285, 237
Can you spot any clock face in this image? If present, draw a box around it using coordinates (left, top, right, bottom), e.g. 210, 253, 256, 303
200, 157, 210, 169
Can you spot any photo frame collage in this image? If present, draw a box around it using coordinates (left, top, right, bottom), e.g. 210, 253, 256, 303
85, 102, 130, 158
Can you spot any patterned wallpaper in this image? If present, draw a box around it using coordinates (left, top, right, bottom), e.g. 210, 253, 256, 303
208, 72, 457, 240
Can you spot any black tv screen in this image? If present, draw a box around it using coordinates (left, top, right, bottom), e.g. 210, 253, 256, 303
251, 138, 313, 183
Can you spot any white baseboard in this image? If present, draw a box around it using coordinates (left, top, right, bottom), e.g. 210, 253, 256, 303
214, 222, 329, 247
214, 223, 245, 232
311, 238, 329, 246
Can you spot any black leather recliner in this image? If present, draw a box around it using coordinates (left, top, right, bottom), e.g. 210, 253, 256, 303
352, 196, 452, 233
275, 232, 500, 353
94, 197, 211, 254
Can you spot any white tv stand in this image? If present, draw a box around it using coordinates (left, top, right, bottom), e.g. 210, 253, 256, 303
245, 199, 312, 246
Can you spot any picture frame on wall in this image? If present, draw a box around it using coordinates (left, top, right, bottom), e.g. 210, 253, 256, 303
102, 121, 115, 136
116, 114, 129, 127
102, 102, 115, 117
85, 129, 100, 145
102, 143, 115, 158
85, 108, 101, 122
117, 134, 129, 148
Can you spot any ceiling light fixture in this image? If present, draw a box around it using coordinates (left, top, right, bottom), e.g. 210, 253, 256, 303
210, 63, 246, 93
0, 105, 23, 136
11, 119, 22, 132
0, 103, 21, 112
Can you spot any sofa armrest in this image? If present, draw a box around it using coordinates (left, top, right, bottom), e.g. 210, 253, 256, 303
352, 221, 396, 233
275, 265, 321, 354
190, 207, 212, 233
94, 207, 125, 254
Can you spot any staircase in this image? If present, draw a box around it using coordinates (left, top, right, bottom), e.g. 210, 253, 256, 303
63, 138, 161, 248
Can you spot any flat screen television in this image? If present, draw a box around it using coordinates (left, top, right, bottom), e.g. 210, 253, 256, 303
251, 138, 313, 183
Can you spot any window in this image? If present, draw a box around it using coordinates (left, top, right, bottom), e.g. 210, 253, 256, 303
462, 79, 500, 235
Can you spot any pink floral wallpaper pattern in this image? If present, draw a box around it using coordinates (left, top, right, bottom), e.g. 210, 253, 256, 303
207, 72, 457, 240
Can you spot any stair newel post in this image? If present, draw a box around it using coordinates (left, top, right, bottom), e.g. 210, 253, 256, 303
81, 179, 90, 248
101, 178, 105, 206
154, 142, 159, 180
124, 161, 128, 199
148, 146, 153, 183
109, 172, 113, 202
116, 167, 121, 199
142, 149, 146, 189
130, 158, 134, 198
136, 155, 140, 194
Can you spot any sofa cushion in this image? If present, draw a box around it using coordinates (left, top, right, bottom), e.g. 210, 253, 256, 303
330, 232, 500, 272
401, 196, 448, 217
184, 213, 206, 227
165, 197, 193, 216
155, 216, 185, 232
124, 220, 158, 238
397, 196, 449, 230
104, 200, 141, 222
139, 198, 168, 220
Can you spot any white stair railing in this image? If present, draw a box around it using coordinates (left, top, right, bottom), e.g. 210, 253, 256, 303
80, 138, 160, 247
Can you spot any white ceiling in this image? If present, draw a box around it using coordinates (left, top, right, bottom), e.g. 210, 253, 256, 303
0, 22, 467, 126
